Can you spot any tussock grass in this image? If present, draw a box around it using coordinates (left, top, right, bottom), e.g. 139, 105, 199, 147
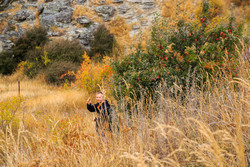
0, 47, 249, 166
73, 5, 103, 23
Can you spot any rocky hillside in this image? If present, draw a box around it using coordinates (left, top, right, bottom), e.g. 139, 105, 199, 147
0, 0, 160, 52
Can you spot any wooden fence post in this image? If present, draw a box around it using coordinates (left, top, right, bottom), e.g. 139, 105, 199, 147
18, 80, 20, 95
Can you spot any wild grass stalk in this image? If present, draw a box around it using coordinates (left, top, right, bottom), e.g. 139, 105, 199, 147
0, 45, 248, 166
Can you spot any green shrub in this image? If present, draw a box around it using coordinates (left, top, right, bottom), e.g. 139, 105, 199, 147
13, 26, 48, 63
22, 38, 83, 78
45, 61, 79, 85
44, 39, 84, 64
89, 25, 116, 60
112, 1, 244, 100
21, 46, 50, 78
0, 51, 17, 75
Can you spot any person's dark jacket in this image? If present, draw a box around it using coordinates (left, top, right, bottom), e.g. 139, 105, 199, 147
87, 100, 111, 122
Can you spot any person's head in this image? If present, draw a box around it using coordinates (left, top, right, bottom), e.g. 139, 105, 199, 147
96, 91, 104, 103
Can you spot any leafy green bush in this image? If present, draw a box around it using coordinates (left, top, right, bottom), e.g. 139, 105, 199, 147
112, 1, 243, 99
44, 39, 84, 64
0, 51, 17, 75
21, 46, 51, 78
21, 38, 83, 78
89, 25, 116, 60
45, 61, 80, 85
13, 26, 48, 63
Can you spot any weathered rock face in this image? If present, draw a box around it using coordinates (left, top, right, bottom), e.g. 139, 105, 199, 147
142, 0, 155, 9
117, 4, 130, 14
113, 0, 123, 3
13, 9, 36, 21
75, 0, 87, 4
0, 12, 8, 22
55, 10, 73, 23
77, 16, 91, 25
0, 0, 160, 51
95, 6, 116, 21
0, 35, 14, 50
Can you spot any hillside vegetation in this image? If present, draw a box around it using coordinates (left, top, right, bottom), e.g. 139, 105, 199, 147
0, 0, 249, 166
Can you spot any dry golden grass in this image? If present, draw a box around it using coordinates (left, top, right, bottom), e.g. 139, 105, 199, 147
0, 19, 8, 33
0, 2, 21, 33
0, 1, 249, 166
20, 21, 33, 30
108, 17, 130, 37
107, 17, 137, 56
73, 5, 103, 23
160, 0, 199, 19
0, 45, 249, 166
0, 2, 21, 16
38, 0, 45, 6
88, 0, 113, 6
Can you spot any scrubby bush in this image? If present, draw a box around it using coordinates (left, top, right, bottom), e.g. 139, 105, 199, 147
20, 47, 50, 78
112, 0, 244, 99
13, 26, 48, 63
20, 38, 84, 79
0, 51, 17, 75
44, 39, 84, 64
89, 25, 116, 60
45, 61, 79, 85
72, 52, 113, 93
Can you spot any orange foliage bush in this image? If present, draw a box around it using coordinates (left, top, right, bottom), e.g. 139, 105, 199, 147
62, 52, 113, 93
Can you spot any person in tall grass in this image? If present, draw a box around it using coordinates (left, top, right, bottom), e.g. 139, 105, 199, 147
87, 91, 111, 136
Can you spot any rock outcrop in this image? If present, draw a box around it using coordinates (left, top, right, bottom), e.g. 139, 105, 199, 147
0, 0, 160, 51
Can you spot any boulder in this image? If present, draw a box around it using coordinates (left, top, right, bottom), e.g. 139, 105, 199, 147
88, 22, 100, 32
55, 11, 73, 23
13, 9, 35, 22
77, 28, 93, 40
48, 31, 61, 36
75, 0, 87, 4
46, 2, 63, 12
77, 16, 91, 24
67, 29, 80, 38
142, 0, 154, 9
80, 39, 90, 45
113, 0, 123, 3
40, 15, 58, 28
57, 0, 73, 6
129, 0, 142, 3
99, 0, 106, 5
43, 2, 72, 15
21, 3, 38, 9
95, 6, 116, 21
58, 6, 73, 13
0, 12, 8, 22
0, 38, 14, 50
6, 31, 19, 38
18, 0, 26, 4
67, 27, 93, 45
37, 3, 45, 15
117, 4, 130, 14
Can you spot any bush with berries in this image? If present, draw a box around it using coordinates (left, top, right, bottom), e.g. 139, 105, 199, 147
112, 1, 244, 99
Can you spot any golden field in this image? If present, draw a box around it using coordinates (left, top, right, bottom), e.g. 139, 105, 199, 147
0, 0, 249, 166
0, 45, 249, 166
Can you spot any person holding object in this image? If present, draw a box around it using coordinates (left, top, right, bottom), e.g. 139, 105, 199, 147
87, 91, 111, 136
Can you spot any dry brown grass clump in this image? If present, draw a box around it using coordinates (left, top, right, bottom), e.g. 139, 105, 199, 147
0, 39, 249, 167
73, 5, 103, 23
